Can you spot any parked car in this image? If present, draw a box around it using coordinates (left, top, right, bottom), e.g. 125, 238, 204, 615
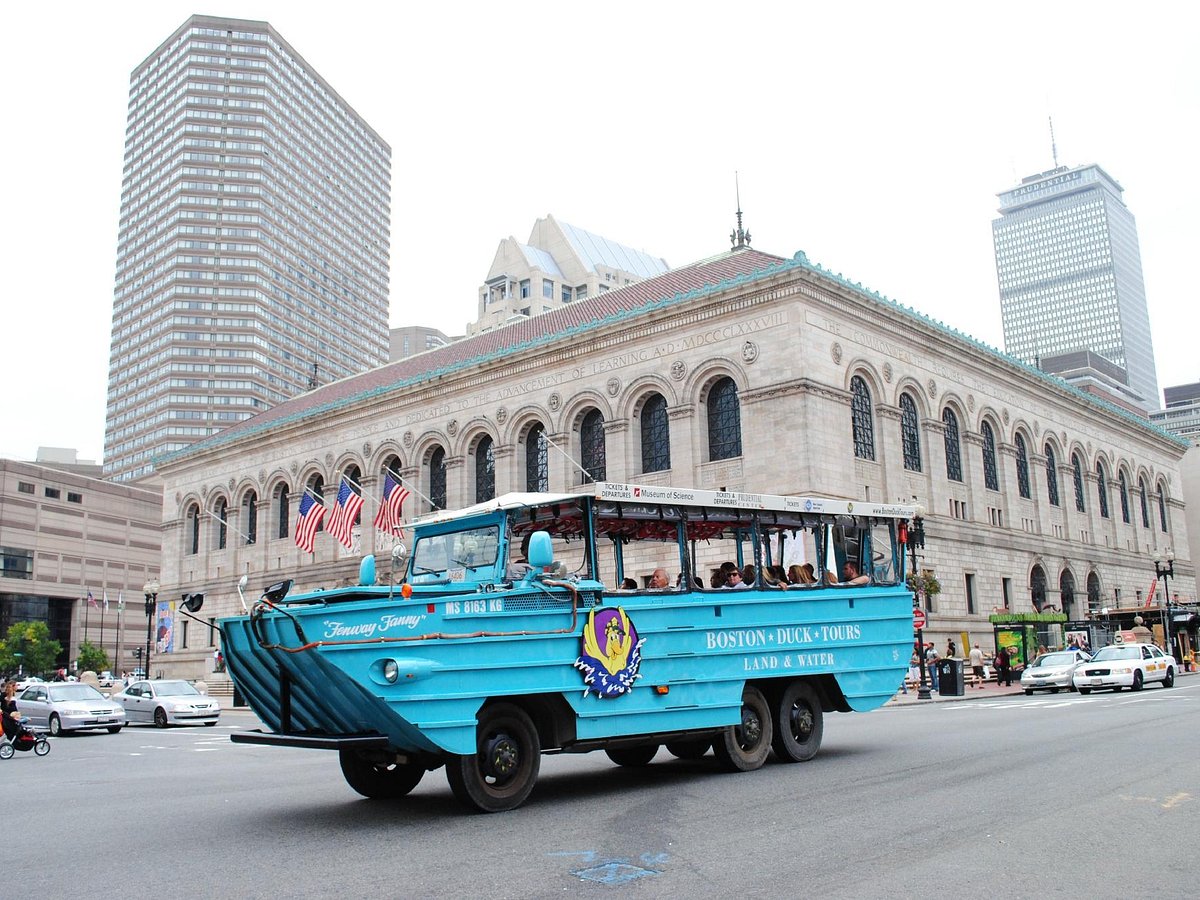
1072, 642, 1177, 694
14, 676, 45, 692
1020, 648, 1092, 694
16, 682, 126, 735
111, 680, 220, 727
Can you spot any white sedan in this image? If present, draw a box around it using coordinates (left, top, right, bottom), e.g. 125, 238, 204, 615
1020, 648, 1091, 694
1072, 643, 1177, 694
111, 680, 221, 727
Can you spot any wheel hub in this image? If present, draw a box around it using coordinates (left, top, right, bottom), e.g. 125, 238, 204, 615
483, 733, 520, 780
740, 709, 763, 747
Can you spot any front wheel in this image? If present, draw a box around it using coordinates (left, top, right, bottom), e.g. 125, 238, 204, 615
446, 703, 540, 813
714, 687, 772, 772
1163, 668, 1175, 688
1130, 671, 1144, 691
107, 726, 123, 734
1078, 687, 1091, 695
771, 681, 823, 763
0, 742, 13, 760
339, 750, 425, 799
154, 707, 169, 728
1024, 689, 1034, 696
48, 714, 63, 737
605, 745, 658, 767
34, 739, 50, 757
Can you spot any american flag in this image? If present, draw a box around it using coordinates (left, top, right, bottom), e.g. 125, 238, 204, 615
372, 472, 411, 534
326, 476, 364, 550
294, 492, 326, 554
86, 590, 98, 609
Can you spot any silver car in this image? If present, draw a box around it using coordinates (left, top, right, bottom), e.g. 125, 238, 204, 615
1020, 649, 1091, 694
17, 683, 126, 735
111, 680, 221, 727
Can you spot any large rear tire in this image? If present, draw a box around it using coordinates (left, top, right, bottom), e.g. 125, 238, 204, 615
771, 681, 823, 763
713, 687, 772, 772
446, 703, 540, 813
665, 739, 710, 760
339, 749, 425, 799
605, 745, 658, 767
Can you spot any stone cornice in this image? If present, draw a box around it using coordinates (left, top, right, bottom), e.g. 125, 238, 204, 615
741, 378, 850, 405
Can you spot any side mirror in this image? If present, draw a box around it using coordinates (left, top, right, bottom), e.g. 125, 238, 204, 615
526, 531, 553, 569
262, 580, 293, 604
391, 542, 409, 571
181, 592, 205, 613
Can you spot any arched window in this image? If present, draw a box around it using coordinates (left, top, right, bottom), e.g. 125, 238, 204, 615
275, 484, 289, 540
579, 410, 606, 483
475, 436, 495, 503
243, 490, 258, 545
850, 376, 875, 461
707, 377, 742, 461
1044, 444, 1060, 507
1095, 462, 1109, 519
215, 498, 228, 550
1014, 434, 1030, 499
1138, 477, 1150, 528
1072, 453, 1086, 512
900, 393, 921, 472
981, 422, 999, 491
1030, 564, 1046, 612
1059, 570, 1076, 619
1158, 483, 1168, 532
187, 503, 200, 556
942, 408, 962, 482
640, 394, 671, 473
429, 448, 446, 510
525, 424, 549, 492
1087, 571, 1101, 613
1118, 472, 1130, 524
307, 476, 325, 533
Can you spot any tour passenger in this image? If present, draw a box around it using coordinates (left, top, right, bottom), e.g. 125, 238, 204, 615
838, 561, 870, 585
648, 568, 671, 590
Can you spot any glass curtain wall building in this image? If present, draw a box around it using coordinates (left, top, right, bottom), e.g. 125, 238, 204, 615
104, 15, 391, 481
992, 164, 1159, 411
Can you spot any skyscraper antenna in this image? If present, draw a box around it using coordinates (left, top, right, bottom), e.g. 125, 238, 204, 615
1049, 116, 1059, 169
730, 172, 751, 249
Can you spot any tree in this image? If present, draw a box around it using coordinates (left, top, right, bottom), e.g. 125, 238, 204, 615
77, 640, 110, 675
0, 621, 62, 677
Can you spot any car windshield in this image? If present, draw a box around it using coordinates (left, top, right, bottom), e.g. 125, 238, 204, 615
1092, 646, 1138, 661
1032, 652, 1077, 667
154, 681, 201, 696
47, 685, 106, 702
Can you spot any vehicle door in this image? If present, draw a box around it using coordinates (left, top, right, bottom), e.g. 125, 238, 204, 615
17, 686, 50, 728
1147, 645, 1165, 681
123, 682, 152, 723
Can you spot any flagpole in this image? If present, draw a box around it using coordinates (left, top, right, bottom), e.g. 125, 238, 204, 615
84, 593, 90, 648
199, 507, 255, 544
115, 595, 123, 676
99, 592, 106, 659
385, 467, 436, 511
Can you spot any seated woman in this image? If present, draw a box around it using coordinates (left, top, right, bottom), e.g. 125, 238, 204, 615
786, 563, 817, 586
1, 682, 20, 741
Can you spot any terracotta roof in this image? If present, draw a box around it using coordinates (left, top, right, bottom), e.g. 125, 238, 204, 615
168, 247, 789, 459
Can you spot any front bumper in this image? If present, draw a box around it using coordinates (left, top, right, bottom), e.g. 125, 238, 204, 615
1073, 672, 1134, 690
61, 711, 126, 730
166, 708, 221, 724
1021, 672, 1072, 691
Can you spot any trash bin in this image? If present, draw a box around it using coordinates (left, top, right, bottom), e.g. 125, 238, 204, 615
937, 658, 964, 696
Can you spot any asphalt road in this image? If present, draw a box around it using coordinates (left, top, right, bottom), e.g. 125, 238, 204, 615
11, 681, 1198, 899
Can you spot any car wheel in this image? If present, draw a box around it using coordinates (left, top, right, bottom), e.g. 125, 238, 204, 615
713, 686, 772, 772
1162, 668, 1175, 688
1078, 688, 1091, 695
771, 681, 823, 763
204, 720, 217, 726
49, 714, 63, 736
107, 726, 123, 734
665, 739, 711, 760
1131, 670, 1143, 691
1024, 689, 1034, 696
1050, 687, 1061, 694
445, 703, 541, 813
154, 707, 169, 728
339, 749, 426, 799
605, 745, 659, 767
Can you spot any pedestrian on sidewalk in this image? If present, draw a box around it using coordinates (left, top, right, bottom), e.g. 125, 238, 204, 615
946, 638, 956, 658
925, 642, 940, 692
995, 647, 1013, 686
969, 642, 985, 688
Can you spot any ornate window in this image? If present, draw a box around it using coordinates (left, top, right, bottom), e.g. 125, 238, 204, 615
981, 422, 999, 491
1095, 462, 1109, 519
215, 498, 228, 550
429, 448, 446, 510
1118, 472, 1130, 524
1072, 453, 1086, 512
243, 490, 258, 544
850, 376, 875, 461
1158, 483, 1168, 532
942, 408, 962, 482
1044, 444, 1060, 507
707, 377, 742, 461
1138, 476, 1150, 528
187, 503, 200, 555
525, 424, 548, 492
1087, 572, 1101, 613
475, 436, 495, 503
1059, 570, 1076, 618
1014, 434, 1031, 499
640, 394, 671, 473
275, 484, 289, 540
580, 410, 606, 483
1030, 564, 1047, 611
900, 393, 922, 472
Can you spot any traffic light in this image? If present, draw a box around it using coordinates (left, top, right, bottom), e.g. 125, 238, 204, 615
134, 647, 142, 660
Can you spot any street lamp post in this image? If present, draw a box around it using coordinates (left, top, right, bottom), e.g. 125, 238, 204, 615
143, 578, 159, 680
1154, 548, 1175, 656
906, 505, 931, 700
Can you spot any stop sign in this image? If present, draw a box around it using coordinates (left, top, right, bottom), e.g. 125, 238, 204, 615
912, 608, 927, 630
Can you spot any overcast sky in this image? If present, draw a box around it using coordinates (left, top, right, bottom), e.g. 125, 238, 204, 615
3, 1, 1197, 464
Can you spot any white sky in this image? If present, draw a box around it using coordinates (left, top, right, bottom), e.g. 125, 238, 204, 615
3, 1, 1197, 464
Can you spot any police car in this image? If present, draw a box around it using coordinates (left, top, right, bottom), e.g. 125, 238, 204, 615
1071, 642, 1177, 694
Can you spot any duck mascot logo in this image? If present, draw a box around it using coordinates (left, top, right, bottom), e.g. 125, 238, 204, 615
575, 607, 643, 698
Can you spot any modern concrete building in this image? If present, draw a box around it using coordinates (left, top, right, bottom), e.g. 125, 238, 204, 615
1038, 350, 1146, 417
0, 459, 162, 674
104, 15, 391, 482
468, 215, 669, 335
151, 241, 1193, 684
993, 164, 1159, 411
389, 326, 455, 362
1151, 382, 1200, 445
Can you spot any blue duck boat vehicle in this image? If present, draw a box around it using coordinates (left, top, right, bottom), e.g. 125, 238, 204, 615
222, 482, 917, 812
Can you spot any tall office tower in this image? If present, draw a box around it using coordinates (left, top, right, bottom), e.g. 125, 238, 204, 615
992, 164, 1159, 411
104, 16, 391, 482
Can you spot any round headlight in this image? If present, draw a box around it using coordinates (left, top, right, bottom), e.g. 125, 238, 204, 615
383, 659, 399, 684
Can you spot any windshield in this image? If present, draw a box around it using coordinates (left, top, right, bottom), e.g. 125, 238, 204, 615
48, 685, 106, 702
412, 525, 500, 579
1092, 646, 1138, 661
1032, 652, 1078, 667
153, 681, 201, 696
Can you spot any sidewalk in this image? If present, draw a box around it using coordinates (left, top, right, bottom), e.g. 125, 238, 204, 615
886, 667, 1197, 707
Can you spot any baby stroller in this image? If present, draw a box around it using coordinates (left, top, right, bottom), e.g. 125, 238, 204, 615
0, 716, 50, 758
